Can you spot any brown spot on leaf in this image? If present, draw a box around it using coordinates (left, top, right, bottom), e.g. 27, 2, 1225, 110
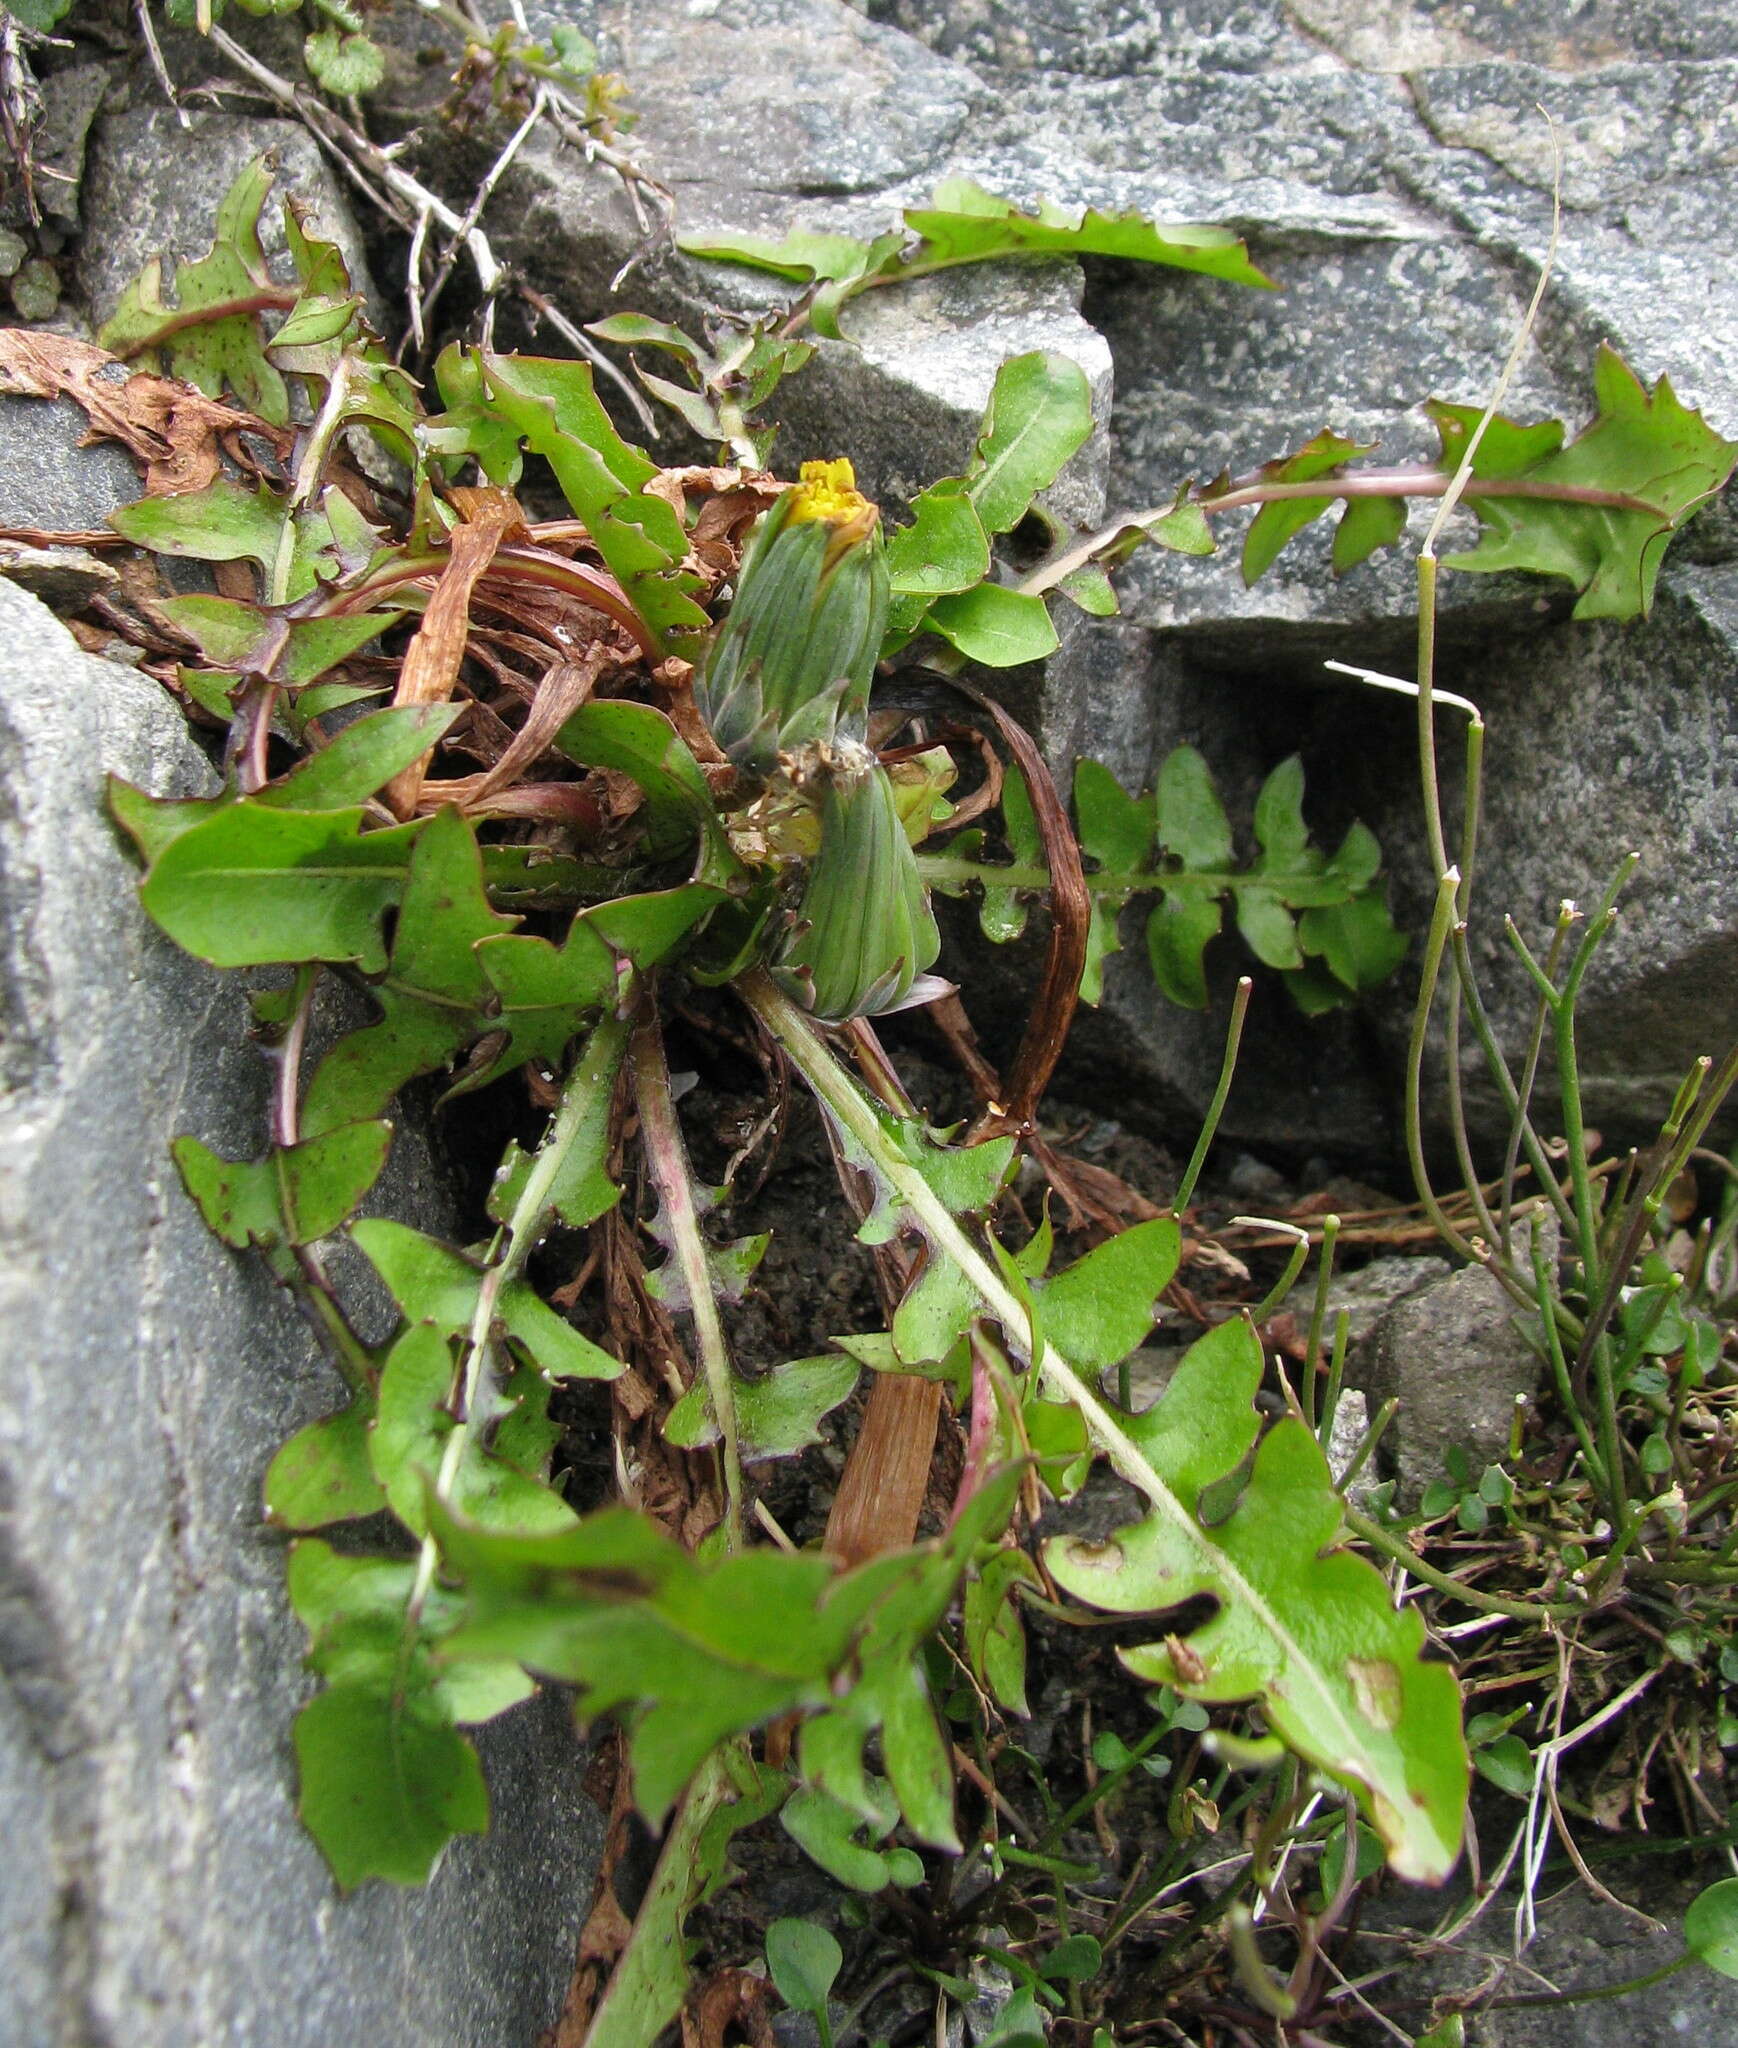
1348, 1655, 1403, 1730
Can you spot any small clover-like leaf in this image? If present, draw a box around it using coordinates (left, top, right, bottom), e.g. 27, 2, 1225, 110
665, 1352, 859, 1461
1240, 431, 1371, 585
301, 806, 517, 1135
766, 1918, 843, 2016
1038, 1219, 1182, 1372
294, 1679, 488, 1890
1154, 746, 1232, 872
139, 805, 422, 971
1686, 1879, 1738, 1979
304, 28, 386, 97
961, 351, 1094, 539
1437, 348, 1738, 618
172, 1121, 391, 1248
350, 1218, 622, 1384
925, 583, 1058, 667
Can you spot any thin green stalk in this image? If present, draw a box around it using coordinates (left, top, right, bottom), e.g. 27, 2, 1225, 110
1251, 1225, 1311, 1323
1413, 555, 1451, 883
1503, 915, 1572, 1008
260, 962, 375, 1393
1405, 869, 1478, 1262
266, 1246, 375, 1394
1173, 975, 1251, 1214
584, 1747, 741, 2048
1659, 1040, 1738, 1192
1628, 1558, 1738, 1586
1302, 1215, 1341, 1434
1317, 1309, 1351, 1453
1530, 1220, 1606, 1494
1501, 911, 1574, 1254
1550, 876, 1637, 1547
1341, 1505, 1582, 1623
1452, 923, 1577, 1241
1047, 1720, 1169, 1840
1556, 871, 1636, 1289
1443, 718, 1501, 1252
1226, 1906, 1298, 2021
1335, 1397, 1397, 1494
1482, 1952, 1694, 2011
632, 999, 745, 1551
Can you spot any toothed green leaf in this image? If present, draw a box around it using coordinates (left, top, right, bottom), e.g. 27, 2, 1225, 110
1435, 348, 1738, 618
1046, 1316, 1467, 1882
97, 154, 292, 420
172, 1120, 391, 1249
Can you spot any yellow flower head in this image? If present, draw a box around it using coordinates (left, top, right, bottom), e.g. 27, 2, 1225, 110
787, 458, 878, 550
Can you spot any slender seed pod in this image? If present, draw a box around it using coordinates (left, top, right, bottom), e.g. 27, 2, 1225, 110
773, 742, 942, 1022
695, 460, 889, 776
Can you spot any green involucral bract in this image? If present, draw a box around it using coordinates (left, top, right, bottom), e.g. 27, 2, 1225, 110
772, 743, 942, 1022
694, 459, 889, 774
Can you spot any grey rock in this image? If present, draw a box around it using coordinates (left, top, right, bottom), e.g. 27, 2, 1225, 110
1357, 1862, 1738, 2047
1325, 1251, 1452, 1355
376, 0, 1110, 523
1351, 557, 1738, 1148
1360, 1226, 1552, 1503
0, 583, 600, 2046
1323, 1384, 1369, 1490
863, 0, 1308, 77
1292, 0, 1738, 71
2, 62, 113, 237
0, 543, 120, 610
0, 396, 142, 534
78, 105, 382, 336
0, 61, 112, 239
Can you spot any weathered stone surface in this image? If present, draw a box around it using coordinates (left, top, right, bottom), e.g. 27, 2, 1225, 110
78, 104, 383, 334
1325, 1251, 1452, 1355
0, 581, 600, 2046
375, 0, 1111, 524
1358, 1863, 1738, 2047
1359, 1227, 1551, 1503
0, 394, 142, 534
1, 62, 113, 237
1351, 558, 1738, 1146
848, 0, 1738, 1151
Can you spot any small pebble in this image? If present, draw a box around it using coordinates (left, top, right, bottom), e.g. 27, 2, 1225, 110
11, 259, 61, 321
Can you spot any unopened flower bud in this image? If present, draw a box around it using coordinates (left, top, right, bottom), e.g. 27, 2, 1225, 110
695, 459, 888, 775
773, 741, 942, 1021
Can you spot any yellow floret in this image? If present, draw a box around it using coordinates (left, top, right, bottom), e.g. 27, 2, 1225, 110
788, 458, 875, 532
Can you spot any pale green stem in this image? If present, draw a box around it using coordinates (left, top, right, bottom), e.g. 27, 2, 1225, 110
1404, 869, 1478, 1264
583, 1747, 741, 2048
1173, 975, 1251, 1214
742, 967, 1416, 1786
1302, 1215, 1341, 1433
407, 1002, 634, 1617
1341, 1505, 1582, 1624
632, 1000, 745, 1551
